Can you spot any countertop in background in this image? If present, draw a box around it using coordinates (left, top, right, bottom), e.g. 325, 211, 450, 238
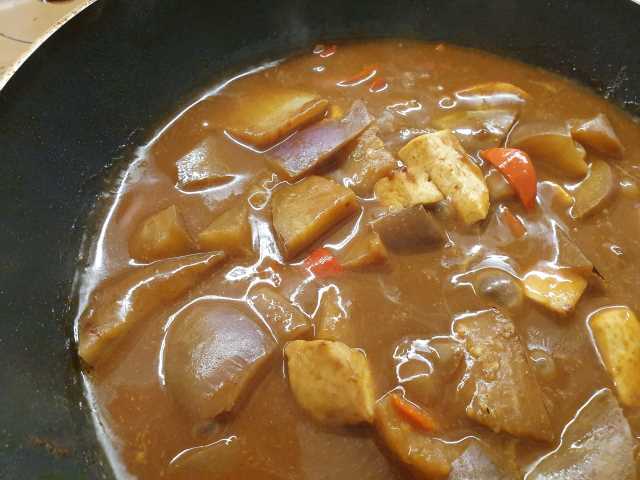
0, 0, 92, 88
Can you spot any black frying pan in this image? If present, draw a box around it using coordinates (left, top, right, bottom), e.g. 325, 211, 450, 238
1, 0, 639, 477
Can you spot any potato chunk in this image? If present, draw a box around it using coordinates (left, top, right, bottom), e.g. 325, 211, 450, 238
571, 159, 616, 219
398, 130, 489, 224
285, 340, 375, 426
338, 228, 388, 269
510, 122, 588, 178
570, 113, 624, 158
267, 100, 373, 180
164, 302, 275, 420
454, 310, 553, 442
78, 252, 225, 366
175, 137, 234, 191
315, 285, 352, 342
591, 306, 640, 407
374, 168, 443, 210
529, 389, 636, 480
523, 269, 587, 315
197, 203, 252, 256
373, 205, 446, 252
433, 109, 518, 151
248, 286, 312, 341
226, 87, 328, 147
129, 205, 194, 262
271, 176, 359, 259
454, 82, 530, 108
374, 393, 463, 478
333, 126, 396, 196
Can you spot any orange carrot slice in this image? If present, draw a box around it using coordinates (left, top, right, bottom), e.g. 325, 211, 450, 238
390, 393, 438, 433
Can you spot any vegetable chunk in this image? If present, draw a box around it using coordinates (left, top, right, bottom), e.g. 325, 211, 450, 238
571, 159, 616, 219
315, 285, 352, 342
271, 176, 359, 259
433, 109, 518, 151
523, 269, 587, 315
510, 122, 588, 178
226, 88, 328, 147
529, 389, 636, 480
570, 113, 624, 158
175, 137, 234, 191
267, 100, 373, 180
373, 205, 446, 252
129, 205, 194, 262
449, 443, 515, 480
374, 393, 463, 478
454, 309, 553, 442
338, 228, 388, 269
197, 203, 253, 256
591, 306, 640, 407
454, 82, 530, 108
398, 130, 490, 224
164, 302, 275, 420
552, 226, 593, 275
333, 126, 396, 196
78, 252, 225, 366
285, 340, 375, 426
248, 286, 312, 341
374, 168, 443, 211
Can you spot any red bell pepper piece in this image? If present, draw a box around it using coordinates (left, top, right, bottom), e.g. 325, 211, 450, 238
369, 77, 388, 93
338, 64, 379, 87
303, 247, 343, 278
481, 148, 538, 210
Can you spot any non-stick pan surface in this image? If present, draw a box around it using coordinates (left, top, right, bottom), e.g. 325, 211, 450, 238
1, 1, 639, 477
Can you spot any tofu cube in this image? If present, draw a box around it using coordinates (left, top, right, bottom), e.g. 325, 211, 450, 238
374, 168, 443, 211
398, 130, 489, 224
523, 269, 587, 315
591, 306, 640, 407
271, 176, 359, 259
285, 340, 375, 425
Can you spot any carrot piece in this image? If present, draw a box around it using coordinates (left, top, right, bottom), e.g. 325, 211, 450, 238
303, 247, 343, 278
481, 148, 538, 210
318, 44, 337, 58
390, 393, 438, 433
338, 64, 379, 87
501, 206, 527, 238
369, 77, 388, 93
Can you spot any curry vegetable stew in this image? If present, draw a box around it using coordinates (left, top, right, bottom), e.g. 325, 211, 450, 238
75, 40, 640, 479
